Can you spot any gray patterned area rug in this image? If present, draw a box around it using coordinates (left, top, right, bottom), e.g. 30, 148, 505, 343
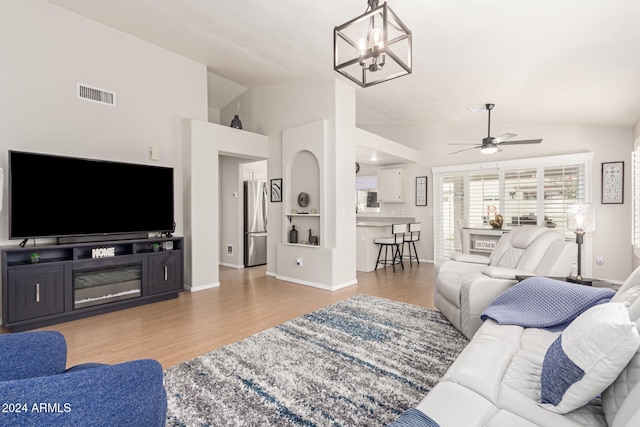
164, 294, 468, 426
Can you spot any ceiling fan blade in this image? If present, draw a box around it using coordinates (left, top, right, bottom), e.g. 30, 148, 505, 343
449, 146, 481, 155
494, 133, 517, 143
499, 139, 543, 146
467, 105, 487, 113
448, 143, 479, 146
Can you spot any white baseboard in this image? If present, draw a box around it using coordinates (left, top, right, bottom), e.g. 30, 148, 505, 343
185, 281, 220, 292
274, 274, 357, 291
219, 262, 244, 269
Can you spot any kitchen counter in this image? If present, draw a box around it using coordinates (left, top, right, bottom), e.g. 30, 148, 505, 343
356, 217, 414, 272
356, 221, 396, 227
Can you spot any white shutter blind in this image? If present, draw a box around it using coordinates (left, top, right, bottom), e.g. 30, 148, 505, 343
468, 171, 499, 227
503, 168, 538, 227
434, 172, 464, 259
543, 164, 585, 238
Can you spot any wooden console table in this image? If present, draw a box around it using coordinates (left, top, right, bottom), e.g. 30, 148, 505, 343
2, 237, 183, 331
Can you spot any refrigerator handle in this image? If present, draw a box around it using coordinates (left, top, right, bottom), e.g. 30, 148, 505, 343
262, 182, 268, 230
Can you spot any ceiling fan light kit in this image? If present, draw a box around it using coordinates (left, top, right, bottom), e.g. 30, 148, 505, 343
480, 142, 500, 155
333, 0, 412, 88
449, 103, 543, 155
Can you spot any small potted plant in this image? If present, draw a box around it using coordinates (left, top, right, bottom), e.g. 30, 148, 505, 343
30, 252, 40, 264
151, 243, 161, 252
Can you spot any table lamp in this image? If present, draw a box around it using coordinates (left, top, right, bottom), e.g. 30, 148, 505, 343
566, 203, 595, 285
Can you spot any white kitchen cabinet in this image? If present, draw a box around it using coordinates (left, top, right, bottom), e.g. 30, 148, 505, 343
377, 168, 405, 202
242, 168, 268, 182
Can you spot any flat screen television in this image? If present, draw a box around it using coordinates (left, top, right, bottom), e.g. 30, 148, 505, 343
9, 151, 174, 241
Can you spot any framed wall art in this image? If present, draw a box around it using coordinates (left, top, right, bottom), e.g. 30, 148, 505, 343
416, 176, 427, 206
270, 178, 282, 203
602, 161, 624, 204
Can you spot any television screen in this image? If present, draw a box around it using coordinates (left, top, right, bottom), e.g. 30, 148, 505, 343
9, 151, 174, 240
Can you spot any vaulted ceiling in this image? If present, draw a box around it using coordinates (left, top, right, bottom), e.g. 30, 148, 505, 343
48, 0, 640, 128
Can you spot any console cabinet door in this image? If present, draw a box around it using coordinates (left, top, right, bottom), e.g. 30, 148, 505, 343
8, 265, 64, 322
148, 252, 182, 295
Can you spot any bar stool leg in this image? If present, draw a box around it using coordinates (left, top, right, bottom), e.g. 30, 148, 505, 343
389, 245, 395, 272
395, 244, 404, 270
405, 241, 412, 266
375, 244, 383, 270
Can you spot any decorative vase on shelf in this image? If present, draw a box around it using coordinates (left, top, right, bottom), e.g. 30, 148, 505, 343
289, 225, 298, 244
230, 114, 243, 129
308, 228, 318, 246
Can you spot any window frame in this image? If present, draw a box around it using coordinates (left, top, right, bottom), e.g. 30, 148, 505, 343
433, 152, 593, 265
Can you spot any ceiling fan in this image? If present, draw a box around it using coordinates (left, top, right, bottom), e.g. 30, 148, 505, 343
449, 104, 542, 155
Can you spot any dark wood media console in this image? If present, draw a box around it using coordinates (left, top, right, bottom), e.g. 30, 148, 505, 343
1, 236, 183, 331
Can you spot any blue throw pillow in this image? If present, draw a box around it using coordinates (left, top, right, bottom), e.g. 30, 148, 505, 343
541, 335, 585, 405
387, 408, 440, 427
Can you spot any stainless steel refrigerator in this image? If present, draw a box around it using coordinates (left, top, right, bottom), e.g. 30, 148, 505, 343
244, 180, 268, 267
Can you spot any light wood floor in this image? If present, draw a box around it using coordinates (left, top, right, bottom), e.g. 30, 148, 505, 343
2, 262, 436, 369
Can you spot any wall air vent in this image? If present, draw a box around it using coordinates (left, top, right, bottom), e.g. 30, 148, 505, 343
77, 83, 116, 106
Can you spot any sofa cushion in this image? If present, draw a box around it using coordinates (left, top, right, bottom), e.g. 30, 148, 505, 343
495, 247, 525, 269
0, 331, 67, 381
610, 285, 640, 305
602, 348, 640, 427
436, 271, 466, 304
540, 302, 640, 414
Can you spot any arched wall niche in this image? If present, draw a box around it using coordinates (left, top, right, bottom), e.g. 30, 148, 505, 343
288, 150, 320, 214
285, 148, 322, 246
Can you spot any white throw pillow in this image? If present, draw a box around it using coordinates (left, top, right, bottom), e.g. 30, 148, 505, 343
540, 302, 640, 414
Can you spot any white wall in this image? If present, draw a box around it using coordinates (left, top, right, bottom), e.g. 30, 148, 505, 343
184, 120, 267, 290
360, 122, 634, 281
219, 156, 244, 268
0, 0, 208, 248
222, 80, 339, 276
222, 79, 357, 289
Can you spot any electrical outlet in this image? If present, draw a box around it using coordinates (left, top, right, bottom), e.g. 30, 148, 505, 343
596, 256, 604, 265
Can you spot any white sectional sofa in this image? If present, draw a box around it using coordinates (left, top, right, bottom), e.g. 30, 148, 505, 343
435, 225, 577, 339
412, 269, 640, 427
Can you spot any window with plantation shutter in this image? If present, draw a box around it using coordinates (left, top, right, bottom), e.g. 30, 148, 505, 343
543, 164, 585, 238
503, 168, 538, 227
433, 153, 593, 262
468, 171, 500, 227
434, 174, 464, 259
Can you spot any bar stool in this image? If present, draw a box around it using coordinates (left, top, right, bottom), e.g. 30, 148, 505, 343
402, 222, 421, 266
374, 223, 407, 272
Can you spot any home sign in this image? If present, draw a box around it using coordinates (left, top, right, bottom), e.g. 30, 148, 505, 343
92, 247, 116, 258
474, 240, 496, 250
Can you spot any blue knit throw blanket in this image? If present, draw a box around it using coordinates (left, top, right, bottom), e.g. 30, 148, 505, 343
480, 277, 616, 331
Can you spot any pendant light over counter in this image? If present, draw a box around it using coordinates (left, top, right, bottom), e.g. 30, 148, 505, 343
333, 0, 412, 88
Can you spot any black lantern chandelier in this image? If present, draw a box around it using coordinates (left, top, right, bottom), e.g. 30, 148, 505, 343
333, 0, 412, 88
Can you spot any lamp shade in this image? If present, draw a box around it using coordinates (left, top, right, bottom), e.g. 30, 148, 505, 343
567, 203, 595, 233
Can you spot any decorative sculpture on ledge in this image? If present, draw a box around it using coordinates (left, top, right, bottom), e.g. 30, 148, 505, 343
489, 214, 504, 229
